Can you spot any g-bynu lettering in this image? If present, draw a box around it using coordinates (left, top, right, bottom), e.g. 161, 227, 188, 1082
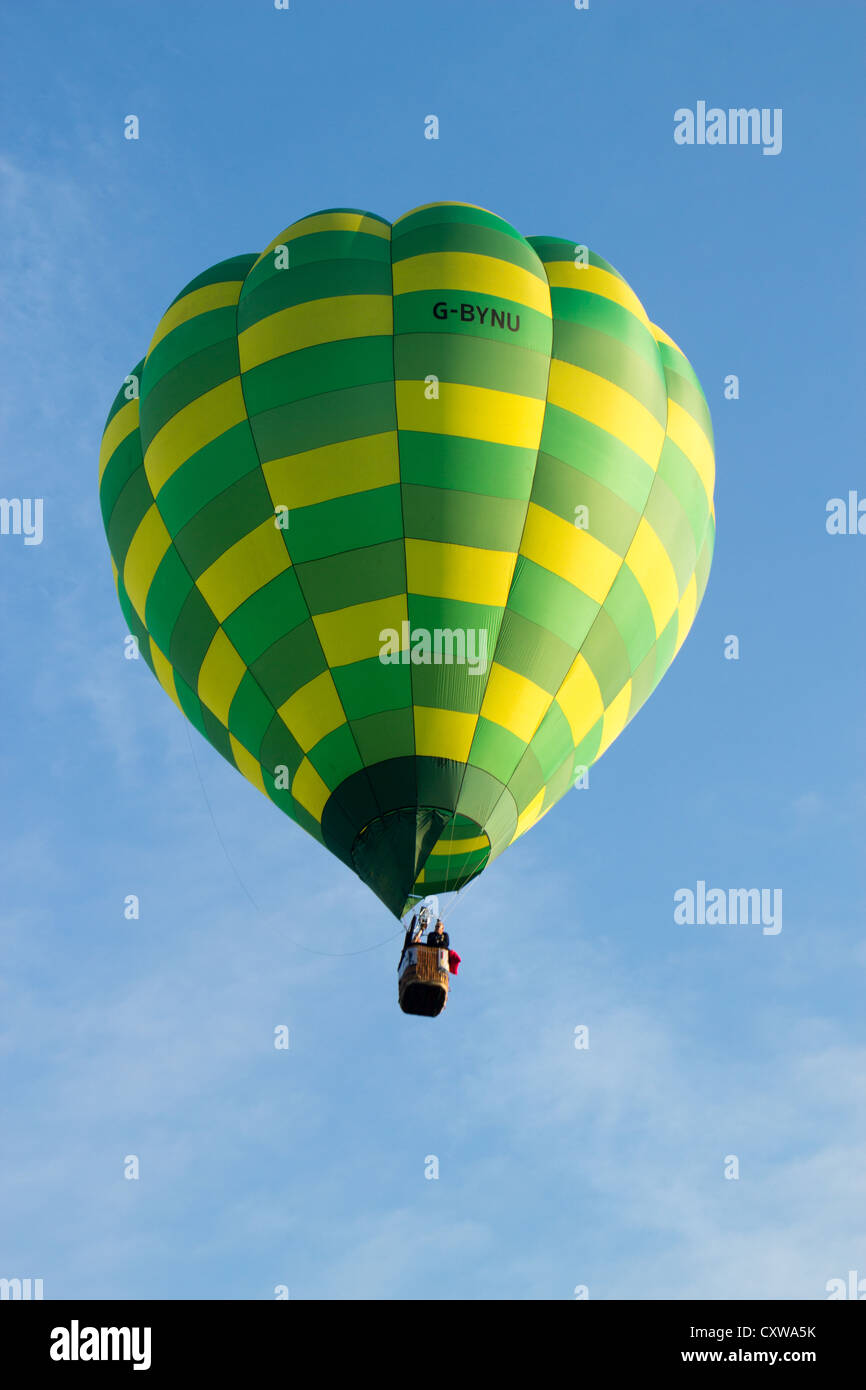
433, 301, 520, 331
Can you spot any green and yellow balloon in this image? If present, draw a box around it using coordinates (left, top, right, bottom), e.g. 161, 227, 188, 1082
99, 201, 715, 918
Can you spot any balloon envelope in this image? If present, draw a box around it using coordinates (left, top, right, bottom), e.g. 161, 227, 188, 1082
99, 202, 715, 917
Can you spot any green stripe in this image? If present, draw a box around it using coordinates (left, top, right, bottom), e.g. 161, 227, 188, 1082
249, 382, 396, 460
395, 333, 549, 397
242, 337, 394, 415
238, 261, 391, 333
166, 254, 257, 308
139, 343, 240, 450
540, 405, 655, 513
100, 431, 144, 531
402, 484, 525, 551
295, 539, 405, 614
102, 359, 144, 429
528, 235, 629, 285
392, 219, 547, 279
143, 307, 240, 393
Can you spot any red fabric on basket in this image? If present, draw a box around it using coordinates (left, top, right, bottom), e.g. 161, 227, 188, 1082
448, 950, 461, 976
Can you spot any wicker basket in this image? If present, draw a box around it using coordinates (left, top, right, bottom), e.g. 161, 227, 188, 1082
398, 944, 450, 1017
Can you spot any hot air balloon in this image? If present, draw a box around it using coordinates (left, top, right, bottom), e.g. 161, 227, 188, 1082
99, 201, 715, 994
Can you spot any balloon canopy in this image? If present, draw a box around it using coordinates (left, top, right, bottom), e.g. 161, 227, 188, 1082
99, 202, 715, 918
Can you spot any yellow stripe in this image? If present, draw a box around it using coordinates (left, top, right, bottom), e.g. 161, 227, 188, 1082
99, 398, 139, 483
143, 377, 247, 495
623, 517, 681, 637
313, 594, 408, 669
393, 252, 551, 315
666, 399, 715, 503
431, 832, 489, 854
547, 359, 666, 469
673, 572, 698, 657
229, 735, 267, 795
149, 639, 182, 713
146, 281, 244, 357
427, 848, 487, 866
396, 381, 545, 448
123, 504, 172, 623
291, 757, 331, 822
278, 669, 345, 751
480, 662, 549, 742
511, 788, 548, 843
263, 432, 399, 509
406, 538, 514, 607
544, 262, 651, 329
556, 654, 605, 746
197, 628, 247, 726
252, 212, 391, 269
283, 211, 390, 241
196, 518, 290, 624
521, 502, 621, 605
414, 706, 477, 762
238, 294, 392, 372
596, 680, 632, 758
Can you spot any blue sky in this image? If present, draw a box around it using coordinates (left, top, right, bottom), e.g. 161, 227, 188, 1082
1, 0, 864, 1299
